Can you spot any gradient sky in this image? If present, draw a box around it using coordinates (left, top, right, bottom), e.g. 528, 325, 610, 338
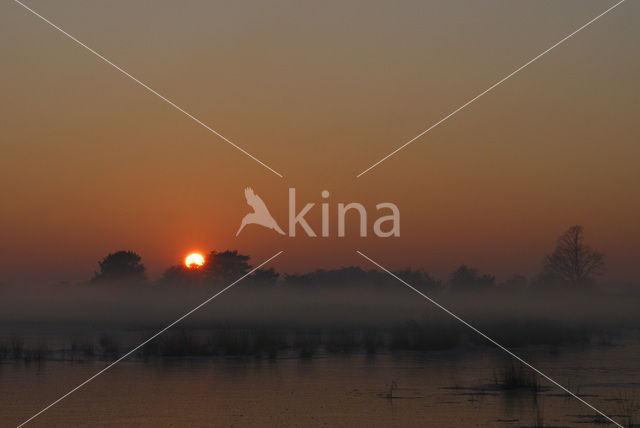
1, 0, 639, 283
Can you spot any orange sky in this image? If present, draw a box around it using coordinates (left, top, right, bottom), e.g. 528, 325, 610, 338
1, 0, 639, 283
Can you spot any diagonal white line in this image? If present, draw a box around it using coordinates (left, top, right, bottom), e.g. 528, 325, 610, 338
13, 0, 284, 179
16, 250, 284, 428
356, 250, 623, 427
356, 0, 626, 178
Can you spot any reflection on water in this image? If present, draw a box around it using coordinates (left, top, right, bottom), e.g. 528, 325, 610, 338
2, 338, 639, 427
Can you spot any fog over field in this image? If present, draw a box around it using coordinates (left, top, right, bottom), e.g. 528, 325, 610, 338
1, 277, 639, 327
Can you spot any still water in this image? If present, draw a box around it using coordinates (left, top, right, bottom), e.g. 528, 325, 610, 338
2, 339, 639, 427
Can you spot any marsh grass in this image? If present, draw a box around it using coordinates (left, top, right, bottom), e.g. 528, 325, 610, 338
10, 336, 23, 360
134, 328, 290, 359
363, 329, 384, 355
596, 331, 615, 347
70, 338, 96, 360
532, 394, 545, 427
389, 319, 461, 352
564, 376, 583, 404
383, 381, 398, 399
161, 330, 209, 357
22, 342, 49, 363
0, 341, 7, 360
208, 328, 253, 356
323, 330, 359, 354
293, 331, 321, 359
471, 320, 591, 348
0, 338, 49, 363
618, 391, 638, 427
0, 318, 610, 362
493, 361, 540, 393
250, 328, 288, 359
99, 334, 121, 359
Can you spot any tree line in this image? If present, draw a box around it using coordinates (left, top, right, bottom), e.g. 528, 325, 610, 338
90, 225, 606, 291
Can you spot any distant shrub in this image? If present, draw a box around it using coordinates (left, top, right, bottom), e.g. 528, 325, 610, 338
99, 334, 120, 358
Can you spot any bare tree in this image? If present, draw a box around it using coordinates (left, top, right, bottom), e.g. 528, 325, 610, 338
544, 225, 605, 286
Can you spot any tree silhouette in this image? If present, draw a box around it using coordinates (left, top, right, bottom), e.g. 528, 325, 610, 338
250, 268, 279, 286
282, 266, 441, 291
92, 250, 146, 283
204, 250, 251, 280
544, 225, 605, 286
156, 250, 253, 286
448, 265, 495, 292
159, 264, 207, 286
392, 268, 442, 293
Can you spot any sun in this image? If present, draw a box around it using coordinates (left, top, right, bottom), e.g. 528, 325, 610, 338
185, 253, 205, 268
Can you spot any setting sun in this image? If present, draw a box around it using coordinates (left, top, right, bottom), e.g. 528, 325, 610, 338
185, 253, 205, 268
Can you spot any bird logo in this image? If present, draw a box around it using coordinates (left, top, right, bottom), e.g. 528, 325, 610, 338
236, 187, 285, 236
